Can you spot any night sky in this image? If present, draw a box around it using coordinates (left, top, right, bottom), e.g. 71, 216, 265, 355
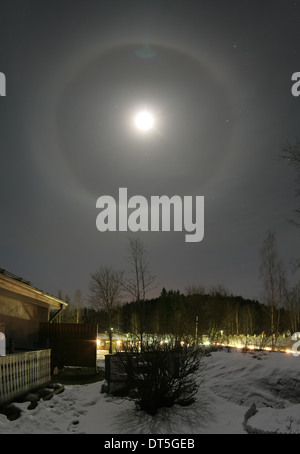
0, 0, 299, 303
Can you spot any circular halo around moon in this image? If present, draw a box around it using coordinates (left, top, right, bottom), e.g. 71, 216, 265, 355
28, 42, 235, 204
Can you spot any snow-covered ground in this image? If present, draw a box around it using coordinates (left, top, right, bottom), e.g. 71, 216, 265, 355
1, 348, 300, 434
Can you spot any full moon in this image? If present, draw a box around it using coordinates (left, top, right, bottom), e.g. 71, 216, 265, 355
134, 110, 154, 131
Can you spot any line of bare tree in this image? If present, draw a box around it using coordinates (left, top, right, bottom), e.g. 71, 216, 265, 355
88, 237, 155, 352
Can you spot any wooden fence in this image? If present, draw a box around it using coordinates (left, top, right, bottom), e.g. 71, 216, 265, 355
0, 350, 51, 406
40, 323, 98, 370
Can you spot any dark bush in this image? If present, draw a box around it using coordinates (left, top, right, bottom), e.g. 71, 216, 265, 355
119, 342, 205, 415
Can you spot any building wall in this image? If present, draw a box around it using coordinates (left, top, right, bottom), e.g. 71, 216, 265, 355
0, 287, 49, 351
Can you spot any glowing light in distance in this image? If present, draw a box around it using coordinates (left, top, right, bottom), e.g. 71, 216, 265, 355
134, 110, 154, 131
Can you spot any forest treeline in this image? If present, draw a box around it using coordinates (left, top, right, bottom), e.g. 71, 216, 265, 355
61, 286, 300, 342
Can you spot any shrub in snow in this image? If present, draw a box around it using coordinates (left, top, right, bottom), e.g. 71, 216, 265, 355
117, 342, 205, 416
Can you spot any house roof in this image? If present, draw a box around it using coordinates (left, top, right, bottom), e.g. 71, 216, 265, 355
0, 269, 68, 310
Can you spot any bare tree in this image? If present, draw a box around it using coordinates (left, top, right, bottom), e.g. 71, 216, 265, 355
281, 139, 300, 228
74, 289, 83, 324
185, 284, 206, 296
121, 238, 156, 343
89, 266, 123, 354
259, 231, 287, 349
209, 283, 229, 297
287, 282, 300, 333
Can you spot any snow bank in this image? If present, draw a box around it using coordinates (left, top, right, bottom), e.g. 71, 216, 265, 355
0, 348, 300, 434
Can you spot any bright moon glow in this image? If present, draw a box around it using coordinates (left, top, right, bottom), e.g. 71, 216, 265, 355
134, 111, 154, 131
